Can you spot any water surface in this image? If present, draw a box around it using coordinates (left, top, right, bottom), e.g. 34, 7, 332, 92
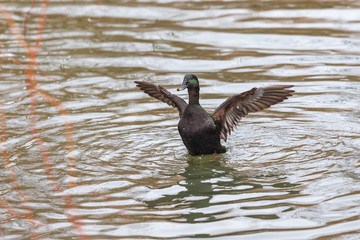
0, 0, 360, 239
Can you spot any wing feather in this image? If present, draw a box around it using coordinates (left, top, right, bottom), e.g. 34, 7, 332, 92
135, 81, 187, 117
212, 85, 294, 141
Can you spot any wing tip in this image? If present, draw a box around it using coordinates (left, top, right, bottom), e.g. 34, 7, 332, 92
134, 80, 144, 88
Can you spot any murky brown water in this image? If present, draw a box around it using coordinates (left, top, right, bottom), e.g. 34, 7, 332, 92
1, 0, 360, 239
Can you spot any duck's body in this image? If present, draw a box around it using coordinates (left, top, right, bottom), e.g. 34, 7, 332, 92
135, 74, 294, 156
178, 104, 225, 155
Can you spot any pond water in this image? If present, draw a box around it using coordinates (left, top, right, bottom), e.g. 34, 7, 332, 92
0, 0, 360, 239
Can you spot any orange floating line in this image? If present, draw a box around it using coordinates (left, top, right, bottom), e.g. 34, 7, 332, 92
36, 88, 77, 186
1, 3, 89, 239
0, 34, 40, 240
0, 45, 26, 71
32, 0, 48, 56
25, 80, 89, 240
23, 0, 78, 190
24, 0, 77, 188
23, 0, 37, 38
0, 5, 29, 50
0, 186, 39, 238
23, 0, 58, 81
0, 196, 24, 221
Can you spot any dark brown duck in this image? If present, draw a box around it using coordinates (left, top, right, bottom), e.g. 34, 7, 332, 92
135, 74, 294, 156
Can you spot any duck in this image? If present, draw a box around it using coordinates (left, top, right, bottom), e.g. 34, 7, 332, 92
135, 74, 294, 156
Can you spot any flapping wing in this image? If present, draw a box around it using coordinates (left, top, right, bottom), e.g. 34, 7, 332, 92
211, 85, 294, 141
135, 81, 188, 117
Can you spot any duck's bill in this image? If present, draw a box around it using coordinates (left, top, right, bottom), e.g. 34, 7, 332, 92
177, 83, 187, 91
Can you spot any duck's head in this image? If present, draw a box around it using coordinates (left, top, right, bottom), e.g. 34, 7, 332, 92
177, 73, 199, 91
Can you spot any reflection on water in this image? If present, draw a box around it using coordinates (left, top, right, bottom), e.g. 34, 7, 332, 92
146, 156, 300, 224
1, 0, 360, 239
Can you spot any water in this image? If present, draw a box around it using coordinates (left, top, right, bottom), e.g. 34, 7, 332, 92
0, 1, 360, 239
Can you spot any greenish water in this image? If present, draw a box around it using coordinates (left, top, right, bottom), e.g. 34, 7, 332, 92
0, 1, 360, 239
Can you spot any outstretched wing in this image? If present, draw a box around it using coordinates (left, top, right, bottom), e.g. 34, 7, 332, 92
135, 81, 188, 117
211, 85, 294, 141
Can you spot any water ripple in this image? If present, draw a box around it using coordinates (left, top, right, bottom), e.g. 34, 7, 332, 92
0, 0, 360, 239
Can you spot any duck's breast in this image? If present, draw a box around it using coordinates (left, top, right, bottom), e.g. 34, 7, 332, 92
178, 105, 216, 136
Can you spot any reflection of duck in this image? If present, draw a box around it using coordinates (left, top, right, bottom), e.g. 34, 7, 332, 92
145, 155, 236, 208
144, 156, 262, 223
136, 74, 294, 156
181, 156, 234, 197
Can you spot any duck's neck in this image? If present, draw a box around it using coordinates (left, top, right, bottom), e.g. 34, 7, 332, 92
188, 87, 200, 105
